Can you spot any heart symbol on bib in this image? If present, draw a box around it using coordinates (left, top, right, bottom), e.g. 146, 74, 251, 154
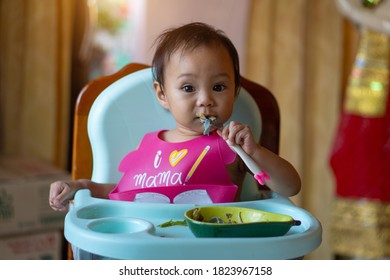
169, 149, 188, 167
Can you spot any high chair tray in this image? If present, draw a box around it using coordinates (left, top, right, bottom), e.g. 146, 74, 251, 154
65, 189, 322, 259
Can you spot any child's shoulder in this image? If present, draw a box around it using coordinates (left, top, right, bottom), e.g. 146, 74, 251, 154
142, 130, 165, 140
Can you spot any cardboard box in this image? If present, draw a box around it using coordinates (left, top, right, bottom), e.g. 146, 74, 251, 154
0, 230, 63, 259
0, 157, 69, 236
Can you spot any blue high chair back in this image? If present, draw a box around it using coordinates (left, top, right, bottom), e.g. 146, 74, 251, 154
88, 67, 275, 200
66, 63, 321, 260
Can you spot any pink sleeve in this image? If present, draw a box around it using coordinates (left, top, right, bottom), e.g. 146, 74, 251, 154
118, 151, 134, 172
118, 132, 153, 172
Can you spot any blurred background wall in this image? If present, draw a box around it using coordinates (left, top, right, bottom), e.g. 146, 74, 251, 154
1, 0, 365, 259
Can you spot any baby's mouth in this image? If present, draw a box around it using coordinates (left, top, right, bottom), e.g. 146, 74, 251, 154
197, 113, 216, 123
196, 113, 221, 135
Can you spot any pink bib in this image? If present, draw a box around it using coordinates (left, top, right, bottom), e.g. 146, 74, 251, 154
109, 130, 238, 203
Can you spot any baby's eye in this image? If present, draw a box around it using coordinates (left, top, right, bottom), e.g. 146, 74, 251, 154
213, 84, 226, 92
182, 85, 195, 93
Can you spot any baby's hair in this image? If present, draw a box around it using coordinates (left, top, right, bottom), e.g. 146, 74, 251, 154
152, 22, 240, 91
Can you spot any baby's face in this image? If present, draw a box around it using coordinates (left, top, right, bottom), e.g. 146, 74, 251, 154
157, 44, 236, 135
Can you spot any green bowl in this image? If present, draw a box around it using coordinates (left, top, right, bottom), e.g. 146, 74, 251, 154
184, 206, 301, 238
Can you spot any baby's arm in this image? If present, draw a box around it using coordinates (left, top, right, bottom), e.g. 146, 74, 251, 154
219, 121, 301, 197
49, 179, 115, 211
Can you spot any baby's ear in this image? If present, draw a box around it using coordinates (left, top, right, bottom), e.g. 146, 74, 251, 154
154, 81, 170, 110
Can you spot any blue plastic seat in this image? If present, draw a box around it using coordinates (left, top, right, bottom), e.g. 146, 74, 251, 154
88, 67, 268, 200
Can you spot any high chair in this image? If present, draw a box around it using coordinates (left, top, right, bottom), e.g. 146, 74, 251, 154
65, 63, 321, 259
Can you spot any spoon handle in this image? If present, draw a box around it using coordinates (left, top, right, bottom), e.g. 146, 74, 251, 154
228, 144, 261, 175
228, 143, 270, 185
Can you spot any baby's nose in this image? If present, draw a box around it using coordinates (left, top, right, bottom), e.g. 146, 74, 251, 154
197, 91, 214, 107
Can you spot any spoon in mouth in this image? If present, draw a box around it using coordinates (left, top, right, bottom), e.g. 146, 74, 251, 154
197, 113, 222, 135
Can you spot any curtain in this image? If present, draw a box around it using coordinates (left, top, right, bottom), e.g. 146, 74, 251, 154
0, 0, 73, 169
246, 0, 344, 259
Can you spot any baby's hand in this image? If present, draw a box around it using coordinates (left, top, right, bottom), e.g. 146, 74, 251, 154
218, 121, 258, 156
49, 181, 77, 211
